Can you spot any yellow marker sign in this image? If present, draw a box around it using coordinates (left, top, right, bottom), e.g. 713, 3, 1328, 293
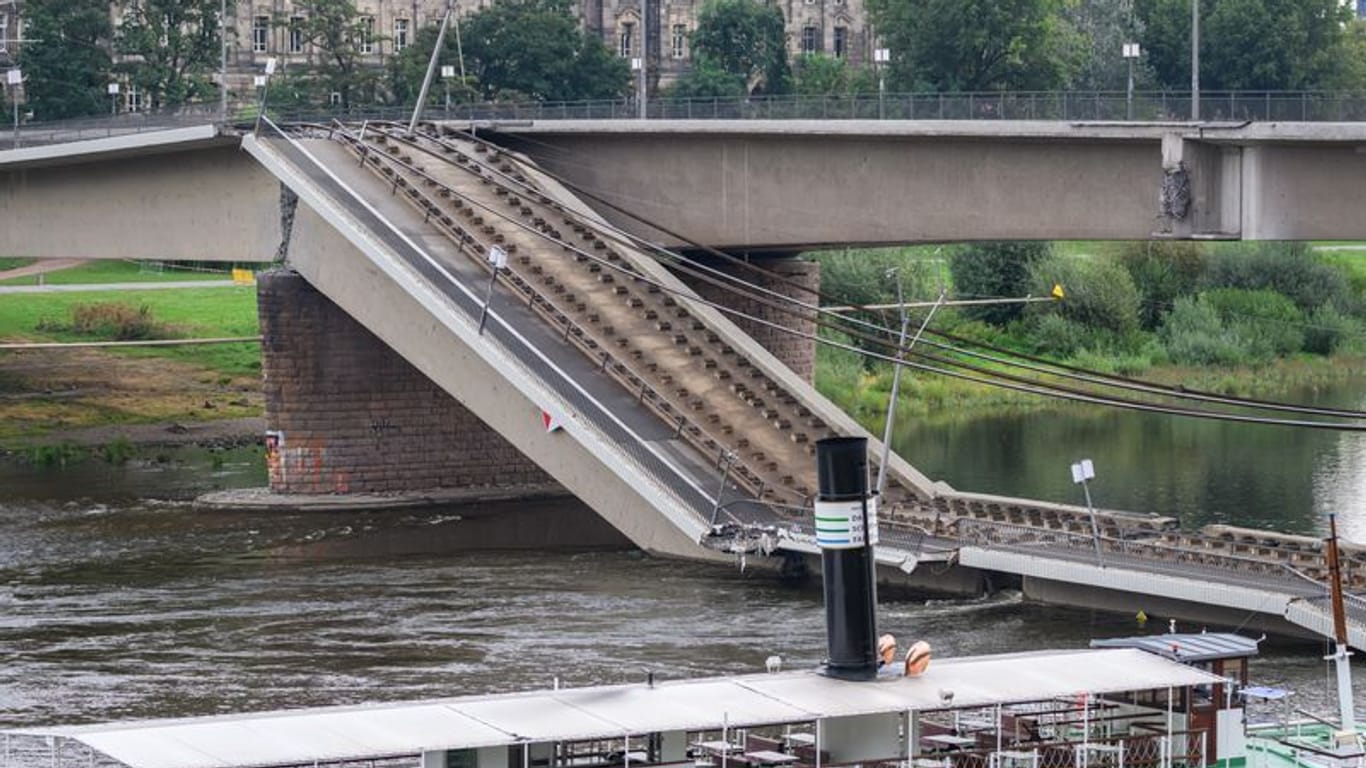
1051, 283, 1065, 300
231, 268, 256, 285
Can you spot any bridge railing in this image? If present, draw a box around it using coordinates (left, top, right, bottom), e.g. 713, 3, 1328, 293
9, 90, 1366, 151
954, 518, 1324, 592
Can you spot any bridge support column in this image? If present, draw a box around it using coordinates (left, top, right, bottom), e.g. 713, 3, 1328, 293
675, 255, 820, 382
257, 270, 557, 495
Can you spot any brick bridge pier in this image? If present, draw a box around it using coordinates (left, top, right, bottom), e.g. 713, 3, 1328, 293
256, 257, 819, 496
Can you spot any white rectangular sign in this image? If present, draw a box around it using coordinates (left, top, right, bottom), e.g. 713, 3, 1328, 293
814, 497, 878, 550
487, 245, 508, 270
5, 69, 21, 86
1070, 459, 1095, 484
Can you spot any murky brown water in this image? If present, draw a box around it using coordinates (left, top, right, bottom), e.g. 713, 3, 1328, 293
0, 448, 1361, 734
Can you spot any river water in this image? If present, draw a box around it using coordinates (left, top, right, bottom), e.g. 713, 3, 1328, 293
898, 382, 1366, 543
2, 393, 1365, 732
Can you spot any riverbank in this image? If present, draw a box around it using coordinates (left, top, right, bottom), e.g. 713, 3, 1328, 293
818, 348, 1366, 432
0, 282, 262, 452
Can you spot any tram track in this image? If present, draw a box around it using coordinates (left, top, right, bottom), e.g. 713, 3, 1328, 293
290, 119, 1366, 595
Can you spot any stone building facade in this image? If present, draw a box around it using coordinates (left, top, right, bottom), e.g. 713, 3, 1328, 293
0, 0, 18, 69
0, 0, 872, 107
228, 0, 873, 91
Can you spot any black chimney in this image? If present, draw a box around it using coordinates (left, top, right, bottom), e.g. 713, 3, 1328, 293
814, 436, 879, 680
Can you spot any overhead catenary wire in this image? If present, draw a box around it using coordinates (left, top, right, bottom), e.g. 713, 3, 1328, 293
385, 122, 1366, 426
450, 124, 1366, 420
364, 122, 1366, 429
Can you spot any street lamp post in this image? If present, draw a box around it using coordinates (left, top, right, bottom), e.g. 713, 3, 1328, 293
1070, 459, 1105, 566
873, 47, 889, 119
441, 64, 455, 114
1122, 42, 1140, 120
1191, 0, 1200, 121
6, 67, 20, 148
107, 82, 120, 116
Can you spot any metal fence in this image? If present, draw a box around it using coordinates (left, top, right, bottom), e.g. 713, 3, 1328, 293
9, 90, 1366, 150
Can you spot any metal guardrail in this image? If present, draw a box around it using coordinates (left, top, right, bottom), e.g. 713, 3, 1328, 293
9, 89, 1366, 150
2, 107, 226, 150
954, 518, 1324, 593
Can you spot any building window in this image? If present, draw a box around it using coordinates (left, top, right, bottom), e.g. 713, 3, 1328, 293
833, 26, 847, 58
0, 14, 8, 54
252, 15, 269, 53
671, 24, 686, 59
126, 84, 143, 113
801, 26, 819, 54
359, 16, 375, 54
394, 18, 409, 51
288, 16, 304, 53
618, 22, 634, 57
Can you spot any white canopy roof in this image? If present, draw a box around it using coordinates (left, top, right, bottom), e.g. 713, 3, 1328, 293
6, 648, 1221, 768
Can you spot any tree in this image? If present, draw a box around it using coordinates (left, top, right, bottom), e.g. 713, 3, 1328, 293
667, 58, 746, 99
1060, 0, 1157, 91
276, 0, 382, 108
867, 0, 1072, 92
389, 0, 628, 102
17, 0, 113, 120
792, 54, 877, 96
116, 0, 226, 110
949, 242, 1050, 326
1136, 0, 1356, 91
688, 0, 790, 95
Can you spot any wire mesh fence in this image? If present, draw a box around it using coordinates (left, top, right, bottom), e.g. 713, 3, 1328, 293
8, 90, 1366, 150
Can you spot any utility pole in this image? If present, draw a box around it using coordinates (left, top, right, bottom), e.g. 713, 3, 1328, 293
874, 274, 946, 498
1191, 0, 1200, 121
220, 0, 228, 121
409, 1, 454, 134
638, 0, 648, 120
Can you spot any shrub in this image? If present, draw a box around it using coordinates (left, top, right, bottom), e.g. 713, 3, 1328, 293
1160, 296, 1247, 366
1202, 242, 1356, 315
1027, 313, 1092, 358
1304, 304, 1364, 355
1202, 288, 1305, 359
949, 242, 1051, 326
36, 302, 172, 341
1027, 254, 1141, 337
1114, 241, 1205, 330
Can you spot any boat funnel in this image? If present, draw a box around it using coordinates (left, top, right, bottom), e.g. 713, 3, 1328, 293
815, 437, 879, 680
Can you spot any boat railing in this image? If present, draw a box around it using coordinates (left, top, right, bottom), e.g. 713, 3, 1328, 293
900, 729, 1210, 768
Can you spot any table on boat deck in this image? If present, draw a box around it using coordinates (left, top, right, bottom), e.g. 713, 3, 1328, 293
695, 741, 743, 755
743, 751, 798, 767
921, 735, 978, 753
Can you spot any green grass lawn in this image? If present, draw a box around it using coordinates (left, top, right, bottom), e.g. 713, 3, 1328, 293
0, 286, 260, 378
0, 258, 36, 272
0, 260, 236, 286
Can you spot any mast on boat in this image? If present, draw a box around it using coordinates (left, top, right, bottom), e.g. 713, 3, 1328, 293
1324, 513, 1357, 739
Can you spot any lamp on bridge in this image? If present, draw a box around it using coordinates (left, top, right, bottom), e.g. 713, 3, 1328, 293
107, 82, 120, 117
5, 67, 21, 148
441, 65, 456, 113
1122, 42, 1141, 120
1070, 459, 1105, 567
873, 48, 890, 120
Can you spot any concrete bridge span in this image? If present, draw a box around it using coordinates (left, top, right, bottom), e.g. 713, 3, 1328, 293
488, 120, 1366, 250
6, 120, 1366, 264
